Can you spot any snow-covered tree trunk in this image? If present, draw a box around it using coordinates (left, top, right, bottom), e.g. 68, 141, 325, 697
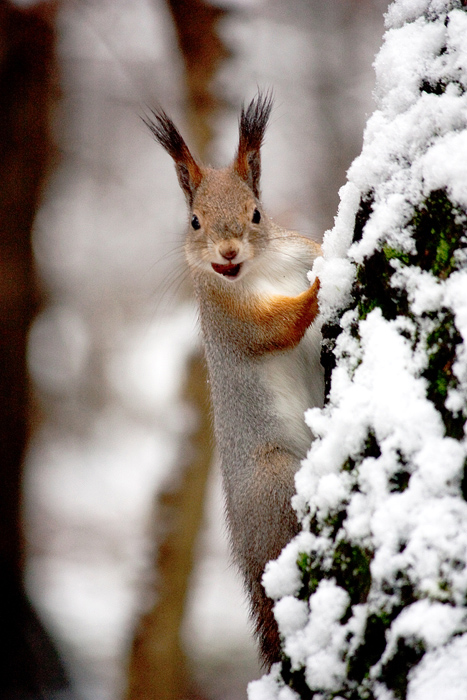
250, 1, 467, 698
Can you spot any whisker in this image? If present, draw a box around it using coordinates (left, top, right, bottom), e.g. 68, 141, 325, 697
156, 262, 191, 300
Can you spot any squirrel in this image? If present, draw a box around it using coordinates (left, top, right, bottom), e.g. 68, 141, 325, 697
146, 92, 324, 667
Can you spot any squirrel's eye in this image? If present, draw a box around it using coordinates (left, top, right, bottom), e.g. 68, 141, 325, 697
191, 215, 201, 230
252, 208, 261, 224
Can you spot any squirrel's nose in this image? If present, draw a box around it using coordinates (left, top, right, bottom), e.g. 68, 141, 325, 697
222, 249, 237, 260
219, 243, 239, 261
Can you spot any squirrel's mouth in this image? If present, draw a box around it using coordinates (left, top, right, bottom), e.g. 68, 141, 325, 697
211, 262, 242, 278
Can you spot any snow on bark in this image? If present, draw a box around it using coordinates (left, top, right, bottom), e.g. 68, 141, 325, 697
250, 1, 467, 698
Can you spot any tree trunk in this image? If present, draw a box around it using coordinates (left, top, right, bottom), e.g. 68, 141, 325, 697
125, 355, 213, 700
251, 1, 467, 698
125, 1, 227, 697
0, 2, 73, 698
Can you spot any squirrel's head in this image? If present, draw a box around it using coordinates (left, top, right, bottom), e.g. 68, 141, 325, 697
145, 92, 273, 282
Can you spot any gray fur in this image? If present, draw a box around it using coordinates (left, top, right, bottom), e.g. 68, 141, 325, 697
148, 94, 324, 666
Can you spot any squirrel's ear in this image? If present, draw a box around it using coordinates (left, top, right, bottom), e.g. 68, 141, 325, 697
144, 110, 203, 206
234, 91, 273, 199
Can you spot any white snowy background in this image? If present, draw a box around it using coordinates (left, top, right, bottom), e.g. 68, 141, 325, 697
20, 0, 386, 698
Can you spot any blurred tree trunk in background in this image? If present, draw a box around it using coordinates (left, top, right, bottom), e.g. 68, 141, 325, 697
0, 1, 73, 697
126, 355, 213, 700
166, 0, 228, 153
125, 1, 227, 698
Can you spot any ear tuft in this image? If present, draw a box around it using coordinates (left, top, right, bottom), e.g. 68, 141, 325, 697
143, 109, 203, 205
234, 90, 274, 198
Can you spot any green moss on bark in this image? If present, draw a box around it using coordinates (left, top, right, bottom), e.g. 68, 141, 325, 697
353, 190, 466, 438
297, 541, 372, 610
285, 183, 466, 697
424, 308, 464, 438
412, 189, 467, 279
355, 190, 466, 320
356, 248, 409, 321
333, 542, 372, 606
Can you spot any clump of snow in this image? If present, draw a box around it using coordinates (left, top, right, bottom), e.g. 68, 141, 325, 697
311, 183, 361, 319
274, 596, 309, 638
251, 0, 467, 697
249, 664, 300, 700
289, 580, 350, 688
408, 634, 467, 700
263, 531, 315, 599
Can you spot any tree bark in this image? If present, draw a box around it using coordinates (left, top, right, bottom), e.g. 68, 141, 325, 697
251, 1, 467, 698
125, 354, 213, 700
0, 2, 73, 697
125, 1, 226, 697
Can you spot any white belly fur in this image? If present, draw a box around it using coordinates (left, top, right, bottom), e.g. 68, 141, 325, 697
261, 323, 323, 458
242, 233, 323, 456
